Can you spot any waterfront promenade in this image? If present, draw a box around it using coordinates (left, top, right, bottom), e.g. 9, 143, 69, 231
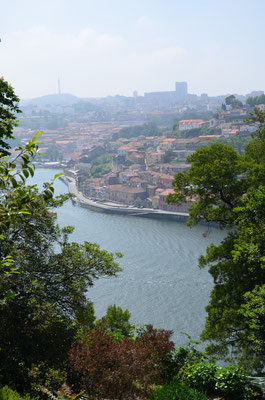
63, 176, 189, 222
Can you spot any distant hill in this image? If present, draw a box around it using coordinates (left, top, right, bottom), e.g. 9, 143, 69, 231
20, 94, 102, 115
20, 93, 80, 107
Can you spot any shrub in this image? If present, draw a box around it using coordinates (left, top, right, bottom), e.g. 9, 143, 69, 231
28, 363, 67, 393
179, 361, 253, 399
0, 387, 34, 400
215, 365, 247, 398
69, 323, 174, 399
163, 342, 206, 381
150, 379, 207, 400
179, 361, 217, 393
242, 385, 264, 400
136, 324, 175, 386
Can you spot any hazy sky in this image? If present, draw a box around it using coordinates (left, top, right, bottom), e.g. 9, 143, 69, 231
1, 0, 265, 99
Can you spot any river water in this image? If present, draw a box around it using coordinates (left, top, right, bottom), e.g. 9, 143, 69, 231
33, 169, 225, 345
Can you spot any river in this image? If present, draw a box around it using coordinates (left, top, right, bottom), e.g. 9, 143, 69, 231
32, 168, 225, 345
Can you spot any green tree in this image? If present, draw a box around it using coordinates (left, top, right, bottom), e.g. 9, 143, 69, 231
198, 186, 265, 372
164, 150, 176, 163
0, 77, 21, 156
167, 143, 245, 227
45, 146, 60, 161
0, 151, 122, 389
112, 122, 160, 141
225, 95, 243, 109
231, 99, 243, 109
225, 95, 236, 106
103, 304, 133, 337
167, 110, 265, 371
246, 94, 265, 107
240, 284, 265, 372
0, 81, 122, 391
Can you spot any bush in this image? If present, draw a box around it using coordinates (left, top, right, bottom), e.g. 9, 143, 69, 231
179, 361, 217, 393
150, 379, 207, 400
28, 363, 67, 393
215, 365, 247, 398
69, 323, 174, 399
242, 385, 264, 400
179, 361, 254, 399
0, 387, 34, 400
163, 342, 206, 381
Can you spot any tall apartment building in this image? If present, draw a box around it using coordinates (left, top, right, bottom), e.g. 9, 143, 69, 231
175, 82, 188, 101
144, 82, 188, 104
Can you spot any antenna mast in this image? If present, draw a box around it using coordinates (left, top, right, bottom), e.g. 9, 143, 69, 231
58, 77, 61, 95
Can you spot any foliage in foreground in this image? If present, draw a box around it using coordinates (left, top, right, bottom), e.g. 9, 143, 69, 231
181, 362, 247, 397
150, 379, 206, 400
162, 335, 207, 382
0, 78, 122, 392
69, 323, 174, 399
167, 109, 265, 371
178, 361, 264, 400
164, 344, 252, 399
0, 387, 35, 400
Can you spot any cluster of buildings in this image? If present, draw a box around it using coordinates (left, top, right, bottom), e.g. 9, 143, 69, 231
16, 82, 265, 214
64, 132, 201, 213
66, 161, 193, 213
62, 103, 262, 213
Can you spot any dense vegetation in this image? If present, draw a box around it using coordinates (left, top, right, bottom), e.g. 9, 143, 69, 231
90, 153, 115, 177
112, 122, 161, 140
168, 108, 265, 373
171, 125, 221, 139
246, 94, 265, 107
224, 95, 243, 109
192, 133, 253, 155
0, 77, 121, 392
44, 146, 64, 162
0, 78, 21, 156
19, 113, 68, 131
1, 77, 265, 400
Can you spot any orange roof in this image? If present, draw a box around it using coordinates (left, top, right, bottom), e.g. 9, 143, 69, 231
107, 185, 145, 194
159, 189, 174, 196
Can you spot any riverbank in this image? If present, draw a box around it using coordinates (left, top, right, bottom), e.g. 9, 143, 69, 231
60, 176, 190, 222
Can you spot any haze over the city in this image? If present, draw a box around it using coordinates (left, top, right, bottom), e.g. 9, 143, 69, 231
1, 0, 265, 99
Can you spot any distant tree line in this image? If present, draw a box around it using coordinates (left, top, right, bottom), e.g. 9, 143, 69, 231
246, 94, 265, 107
170, 125, 221, 139
19, 114, 68, 130
112, 122, 161, 140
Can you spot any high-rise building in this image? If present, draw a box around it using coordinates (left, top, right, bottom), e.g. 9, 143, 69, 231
144, 82, 188, 104
175, 82, 187, 100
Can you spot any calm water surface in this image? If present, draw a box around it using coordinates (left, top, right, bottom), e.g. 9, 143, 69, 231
33, 169, 225, 344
